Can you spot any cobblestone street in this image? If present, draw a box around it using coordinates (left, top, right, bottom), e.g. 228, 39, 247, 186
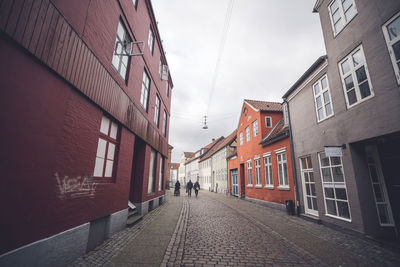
71, 190, 400, 267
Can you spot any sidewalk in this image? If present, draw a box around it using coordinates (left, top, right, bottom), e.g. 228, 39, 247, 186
70, 190, 183, 266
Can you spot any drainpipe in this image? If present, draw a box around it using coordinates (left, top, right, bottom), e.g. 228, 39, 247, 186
284, 99, 300, 216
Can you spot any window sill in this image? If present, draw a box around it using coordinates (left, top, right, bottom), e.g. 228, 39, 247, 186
317, 113, 334, 124
255, 185, 262, 188
277, 186, 290, 191
325, 213, 352, 223
247, 184, 253, 188
264, 185, 274, 189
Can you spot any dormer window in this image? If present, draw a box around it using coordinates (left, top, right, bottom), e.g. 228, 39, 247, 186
283, 102, 289, 126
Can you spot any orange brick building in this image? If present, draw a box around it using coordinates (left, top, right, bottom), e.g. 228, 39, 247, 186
228, 100, 296, 210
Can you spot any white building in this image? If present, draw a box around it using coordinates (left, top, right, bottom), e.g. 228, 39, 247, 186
178, 152, 194, 186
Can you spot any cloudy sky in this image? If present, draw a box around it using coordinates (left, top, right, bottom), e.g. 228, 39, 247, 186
151, 0, 326, 163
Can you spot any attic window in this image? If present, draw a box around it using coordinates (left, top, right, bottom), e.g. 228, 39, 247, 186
243, 108, 247, 115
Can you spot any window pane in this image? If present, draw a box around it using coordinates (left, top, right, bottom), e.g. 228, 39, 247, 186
278, 166, 283, 185
321, 77, 327, 89
283, 163, 288, 185
105, 159, 114, 177
377, 204, 390, 224
347, 89, 357, 105
312, 197, 318, 210
358, 81, 371, 99
344, 75, 354, 90
393, 40, 400, 61
304, 172, 309, 182
318, 108, 324, 121
331, 156, 341, 165
332, 9, 341, 23
342, 0, 352, 11
301, 158, 307, 170
335, 188, 347, 200
307, 157, 312, 168
368, 165, 379, 183
334, 19, 343, 33
311, 184, 316, 196
100, 116, 110, 134
306, 185, 311, 196
120, 65, 127, 79
314, 83, 321, 95
337, 201, 350, 219
110, 122, 118, 139
112, 54, 120, 70
282, 153, 286, 161
307, 197, 312, 209
309, 172, 315, 182
325, 103, 333, 116
355, 66, 367, 83
117, 22, 125, 39
96, 138, 107, 158
332, 167, 344, 182
344, 5, 356, 22
373, 184, 384, 202
107, 143, 115, 160
322, 168, 332, 182
387, 16, 400, 41
341, 59, 350, 74
330, 0, 338, 13
352, 49, 364, 66
94, 157, 104, 176
320, 154, 329, 166
326, 199, 337, 215
325, 187, 334, 198
316, 96, 322, 108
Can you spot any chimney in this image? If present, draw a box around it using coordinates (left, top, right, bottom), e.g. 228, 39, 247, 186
212, 138, 215, 142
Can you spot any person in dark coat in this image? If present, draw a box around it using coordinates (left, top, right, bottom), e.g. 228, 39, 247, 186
186, 180, 193, 197
174, 180, 180, 196
194, 181, 200, 197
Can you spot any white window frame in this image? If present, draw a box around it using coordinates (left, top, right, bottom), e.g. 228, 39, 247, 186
299, 156, 318, 216
112, 20, 130, 80
265, 116, 272, 128
254, 156, 261, 187
319, 152, 351, 222
252, 120, 258, 137
163, 110, 167, 136
263, 153, 273, 189
245, 127, 250, 142
338, 45, 374, 108
313, 74, 334, 122
140, 69, 150, 111
154, 95, 160, 126
276, 149, 289, 189
239, 132, 243, 145
328, 0, 357, 36
148, 27, 154, 53
246, 160, 253, 187
382, 11, 400, 85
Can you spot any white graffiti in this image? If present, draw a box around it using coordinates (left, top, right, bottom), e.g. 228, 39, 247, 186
55, 172, 97, 199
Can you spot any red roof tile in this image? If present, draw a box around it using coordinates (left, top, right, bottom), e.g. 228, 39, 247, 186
244, 99, 282, 112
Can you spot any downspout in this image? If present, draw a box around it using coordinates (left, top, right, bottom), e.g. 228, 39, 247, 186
285, 99, 301, 216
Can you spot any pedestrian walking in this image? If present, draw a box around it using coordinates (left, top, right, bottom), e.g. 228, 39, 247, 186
194, 181, 200, 197
186, 180, 193, 197
174, 180, 180, 196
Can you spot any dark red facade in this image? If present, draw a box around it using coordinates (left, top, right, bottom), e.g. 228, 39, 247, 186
0, 0, 172, 259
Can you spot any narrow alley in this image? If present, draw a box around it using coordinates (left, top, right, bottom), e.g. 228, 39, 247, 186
71, 190, 400, 266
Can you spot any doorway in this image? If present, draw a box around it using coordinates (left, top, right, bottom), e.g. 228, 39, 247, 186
300, 156, 318, 216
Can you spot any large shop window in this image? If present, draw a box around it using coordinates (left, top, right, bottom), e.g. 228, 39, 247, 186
93, 116, 119, 181
339, 45, 374, 108
112, 20, 131, 80
319, 152, 351, 221
148, 149, 157, 194
382, 11, 400, 85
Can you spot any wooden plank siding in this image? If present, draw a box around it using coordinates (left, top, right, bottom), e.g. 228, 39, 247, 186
0, 0, 168, 156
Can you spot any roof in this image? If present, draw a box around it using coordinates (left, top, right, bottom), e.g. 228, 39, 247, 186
183, 152, 195, 158
244, 99, 282, 112
169, 163, 180, 169
282, 55, 327, 99
185, 137, 224, 165
260, 118, 289, 146
203, 137, 224, 150
199, 130, 237, 161
226, 148, 237, 160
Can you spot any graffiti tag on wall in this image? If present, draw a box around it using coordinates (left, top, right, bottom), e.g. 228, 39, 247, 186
55, 172, 97, 199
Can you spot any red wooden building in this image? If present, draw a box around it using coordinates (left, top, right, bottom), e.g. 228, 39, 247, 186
0, 0, 172, 265
228, 100, 296, 210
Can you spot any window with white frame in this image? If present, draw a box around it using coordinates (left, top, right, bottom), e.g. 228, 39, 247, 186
319, 152, 351, 220
339, 45, 373, 108
263, 154, 273, 187
147, 149, 157, 194
112, 21, 130, 80
245, 127, 250, 142
265, 116, 272, 128
93, 116, 119, 180
140, 69, 150, 111
239, 132, 243, 145
283, 102, 289, 126
148, 27, 154, 53
277, 150, 289, 188
252, 120, 258, 137
382, 12, 400, 85
313, 75, 334, 122
154, 95, 160, 126
328, 0, 357, 36
254, 157, 261, 186
163, 110, 167, 136
247, 160, 253, 185
158, 156, 164, 191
